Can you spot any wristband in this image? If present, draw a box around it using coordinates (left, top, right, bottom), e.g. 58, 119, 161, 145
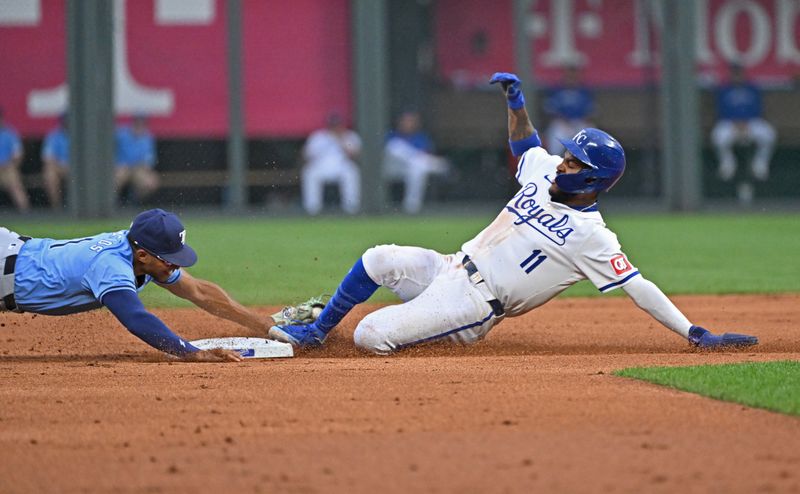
506, 89, 526, 110
509, 132, 541, 156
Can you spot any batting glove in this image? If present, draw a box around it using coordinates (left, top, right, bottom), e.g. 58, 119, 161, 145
688, 325, 758, 348
490, 72, 526, 110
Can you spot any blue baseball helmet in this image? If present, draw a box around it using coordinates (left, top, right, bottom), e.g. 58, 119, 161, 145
556, 128, 626, 194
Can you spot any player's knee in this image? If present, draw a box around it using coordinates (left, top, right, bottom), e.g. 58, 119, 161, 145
353, 317, 394, 355
361, 244, 399, 285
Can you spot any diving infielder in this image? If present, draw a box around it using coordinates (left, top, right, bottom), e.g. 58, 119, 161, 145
1, 209, 268, 361
269, 72, 758, 354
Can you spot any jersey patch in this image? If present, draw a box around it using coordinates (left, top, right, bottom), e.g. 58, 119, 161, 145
610, 254, 633, 275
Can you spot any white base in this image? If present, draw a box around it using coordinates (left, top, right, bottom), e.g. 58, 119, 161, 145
190, 337, 294, 359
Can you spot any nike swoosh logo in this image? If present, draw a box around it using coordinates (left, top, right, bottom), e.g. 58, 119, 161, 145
544, 174, 553, 183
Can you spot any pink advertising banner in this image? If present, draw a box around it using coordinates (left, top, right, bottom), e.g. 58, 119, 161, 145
434, 0, 800, 88
0, 0, 352, 137
1, 0, 797, 137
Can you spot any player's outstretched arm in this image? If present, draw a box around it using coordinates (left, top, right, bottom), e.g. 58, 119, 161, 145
102, 289, 242, 361
621, 276, 758, 348
489, 72, 540, 156
164, 271, 268, 336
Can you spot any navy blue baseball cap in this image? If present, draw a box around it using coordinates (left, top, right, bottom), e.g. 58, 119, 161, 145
128, 209, 197, 267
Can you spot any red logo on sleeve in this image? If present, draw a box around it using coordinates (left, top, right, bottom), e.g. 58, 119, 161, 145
610, 254, 633, 275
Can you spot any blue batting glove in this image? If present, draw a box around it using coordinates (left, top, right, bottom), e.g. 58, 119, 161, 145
688, 325, 758, 349
490, 72, 525, 110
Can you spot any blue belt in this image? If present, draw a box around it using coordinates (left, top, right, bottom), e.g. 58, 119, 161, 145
462, 255, 505, 317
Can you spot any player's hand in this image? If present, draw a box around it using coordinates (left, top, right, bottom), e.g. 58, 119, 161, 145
181, 348, 244, 362
688, 325, 758, 349
489, 72, 525, 110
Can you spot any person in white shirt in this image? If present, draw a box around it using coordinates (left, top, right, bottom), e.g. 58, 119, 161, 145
300, 113, 361, 215
270, 72, 758, 353
383, 110, 449, 214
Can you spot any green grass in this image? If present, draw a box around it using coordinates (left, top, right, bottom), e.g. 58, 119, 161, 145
615, 361, 800, 416
6, 212, 799, 306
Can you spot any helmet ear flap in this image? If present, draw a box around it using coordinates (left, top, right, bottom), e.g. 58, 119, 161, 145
554, 169, 596, 194
557, 128, 626, 194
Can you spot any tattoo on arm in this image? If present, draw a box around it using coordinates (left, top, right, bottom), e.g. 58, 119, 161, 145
508, 108, 535, 141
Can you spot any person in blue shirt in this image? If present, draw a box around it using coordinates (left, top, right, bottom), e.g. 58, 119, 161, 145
0, 209, 269, 362
710, 63, 776, 203
41, 113, 70, 210
543, 65, 595, 156
0, 108, 30, 212
115, 114, 159, 204
383, 110, 450, 214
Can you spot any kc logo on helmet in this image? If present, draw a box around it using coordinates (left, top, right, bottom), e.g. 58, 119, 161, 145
610, 254, 632, 275
574, 130, 587, 144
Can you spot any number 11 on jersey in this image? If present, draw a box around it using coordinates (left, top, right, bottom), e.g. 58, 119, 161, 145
520, 249, 547, 274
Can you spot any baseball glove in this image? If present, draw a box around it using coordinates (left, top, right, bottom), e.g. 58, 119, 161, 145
270, 295, 328, 326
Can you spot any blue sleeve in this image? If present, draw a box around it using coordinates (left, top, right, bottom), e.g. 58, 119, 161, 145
102, 289, 199, 356
41, 134, 54, 160
418, 133, 434, 153
144, 134, 156, 165
543, 89, 558, 115
83, 255, 138, 302
10, 129, 21, 149
509, 132, 542, 157
583, 89, 594, 116
114, 128, 128, 164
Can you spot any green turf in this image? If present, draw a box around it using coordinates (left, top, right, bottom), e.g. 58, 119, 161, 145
615, 361, 800, 416
6, 212, 799, 306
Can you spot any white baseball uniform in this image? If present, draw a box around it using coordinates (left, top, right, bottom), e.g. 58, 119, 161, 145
301, 129, 362, 215
354, 146, 691, 354
383, 138, 449, 214
711, 119, 776, 181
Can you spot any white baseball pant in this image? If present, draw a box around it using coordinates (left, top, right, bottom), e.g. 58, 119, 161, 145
301, 157, 361, 215
355, 244, 502, 354
711, 119, 776, 181
383, 139, 449, 214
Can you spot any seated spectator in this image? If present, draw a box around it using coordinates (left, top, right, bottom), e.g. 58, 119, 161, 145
115, 114, 159, 204
383, 110, 449, 214
41, 112, 70, 210
0, 108, 30, 212
710, 63, 776, 204
543, 65, 594, 156
300, 112, 361, 215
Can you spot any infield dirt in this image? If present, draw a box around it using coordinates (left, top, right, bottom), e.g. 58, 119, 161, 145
2, 294, 799, 493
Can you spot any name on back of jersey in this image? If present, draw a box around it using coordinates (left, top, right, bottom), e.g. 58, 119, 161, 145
90, 232, 126, 253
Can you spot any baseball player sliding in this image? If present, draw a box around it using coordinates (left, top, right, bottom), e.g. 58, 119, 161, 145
269, 72, 758, 354
1, 209, 269, 361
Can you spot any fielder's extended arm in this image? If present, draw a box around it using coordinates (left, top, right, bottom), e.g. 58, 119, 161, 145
103, 288, 200, 356
103, 289, 242, 361
622, 276, 758, 348
164, 270, 268, 336
489, 72, 541, 156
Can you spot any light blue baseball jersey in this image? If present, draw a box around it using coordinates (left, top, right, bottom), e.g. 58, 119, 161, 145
14, 230, 181, 315
115, 126, 155, 167
41, 127, 70, 165
0, 125, 22, 165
